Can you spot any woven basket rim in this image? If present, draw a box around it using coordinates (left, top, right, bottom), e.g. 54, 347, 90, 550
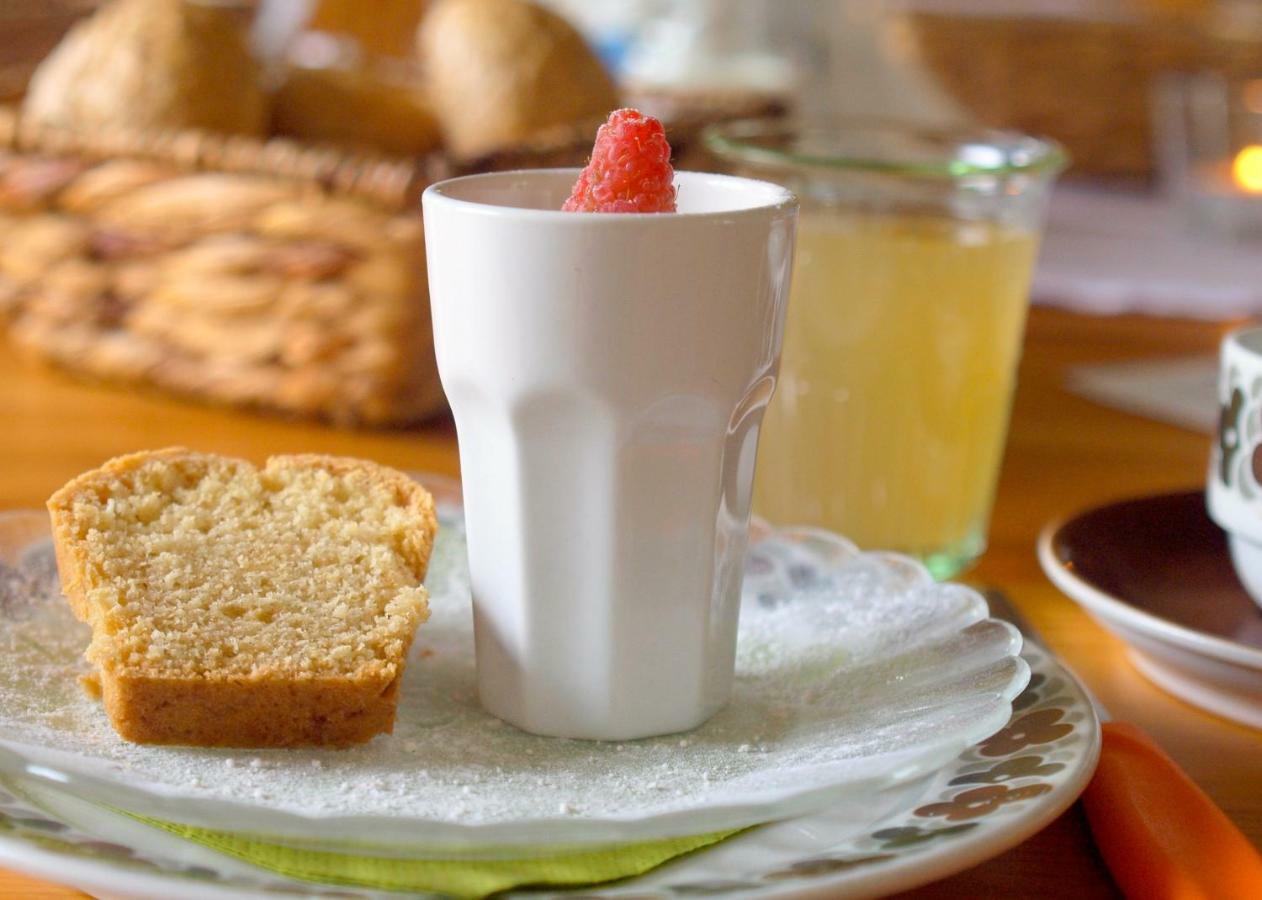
0, 104, 442, 211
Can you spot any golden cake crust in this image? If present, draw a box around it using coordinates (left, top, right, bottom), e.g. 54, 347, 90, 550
47, 447, 437, 748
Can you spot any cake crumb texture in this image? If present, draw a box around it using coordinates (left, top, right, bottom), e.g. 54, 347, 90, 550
46, 447, 436, 748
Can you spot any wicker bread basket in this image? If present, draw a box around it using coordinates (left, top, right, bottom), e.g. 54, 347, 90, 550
0, 105, 475, 426
904, 8, 1262, 179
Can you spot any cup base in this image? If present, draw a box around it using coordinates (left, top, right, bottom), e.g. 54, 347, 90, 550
1226, 533, 1262, 611
477, 691, 727, 742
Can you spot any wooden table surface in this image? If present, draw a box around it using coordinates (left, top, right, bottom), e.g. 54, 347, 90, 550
1, 305, 1258, 898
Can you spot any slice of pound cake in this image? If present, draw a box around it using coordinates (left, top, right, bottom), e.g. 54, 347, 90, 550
46, 448, 437, 748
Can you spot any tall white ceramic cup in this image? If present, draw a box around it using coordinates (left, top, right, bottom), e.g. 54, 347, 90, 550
423, 169, 797, 740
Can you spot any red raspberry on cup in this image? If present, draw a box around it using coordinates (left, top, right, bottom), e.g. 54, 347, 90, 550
562, 108, 677, 213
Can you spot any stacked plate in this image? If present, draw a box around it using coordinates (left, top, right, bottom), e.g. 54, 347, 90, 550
0, 480, 1100, 898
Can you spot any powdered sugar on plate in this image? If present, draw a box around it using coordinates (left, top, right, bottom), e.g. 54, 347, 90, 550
0, 507, 1026, 846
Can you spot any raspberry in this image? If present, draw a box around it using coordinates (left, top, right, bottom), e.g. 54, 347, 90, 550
562, 108, 677, 213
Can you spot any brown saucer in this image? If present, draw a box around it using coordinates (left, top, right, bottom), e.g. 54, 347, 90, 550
1049, 490, 1262, 650
1039, 491, 1262, 729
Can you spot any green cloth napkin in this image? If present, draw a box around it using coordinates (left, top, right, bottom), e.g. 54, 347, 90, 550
126, 812, 743, 898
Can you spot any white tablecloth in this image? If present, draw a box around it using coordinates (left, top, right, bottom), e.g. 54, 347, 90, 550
1033, 187, 1262, 320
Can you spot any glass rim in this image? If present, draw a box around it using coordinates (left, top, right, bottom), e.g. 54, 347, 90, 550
703, 118, 1070, 180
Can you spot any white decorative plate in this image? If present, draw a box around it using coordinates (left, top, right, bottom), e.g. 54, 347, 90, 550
0, 640, 1099, 899
0, 483, 1027, 850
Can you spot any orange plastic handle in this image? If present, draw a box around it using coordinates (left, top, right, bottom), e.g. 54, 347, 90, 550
1083, 722, 1262, 900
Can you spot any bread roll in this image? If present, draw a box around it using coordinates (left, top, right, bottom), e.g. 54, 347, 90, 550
417, 0, 618, 157
23, 0, 268, 135
272, 63, 442, 157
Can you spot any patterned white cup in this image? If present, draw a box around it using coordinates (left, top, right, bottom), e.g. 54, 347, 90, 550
1208, 326, 1262, 610
423, 170, 797, 739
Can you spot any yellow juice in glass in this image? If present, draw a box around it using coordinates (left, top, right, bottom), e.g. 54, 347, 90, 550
754, 212, 1039, 577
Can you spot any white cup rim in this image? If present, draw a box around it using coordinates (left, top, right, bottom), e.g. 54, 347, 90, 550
1223, 325, 1262, 359
422, 168, 798, 222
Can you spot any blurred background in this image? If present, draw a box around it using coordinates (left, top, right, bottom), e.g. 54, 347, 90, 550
9, 1, 1262, 164
2, 0, 1261, 437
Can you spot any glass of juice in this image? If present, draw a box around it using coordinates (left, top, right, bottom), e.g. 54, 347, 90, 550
706, 121, 1066, 579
